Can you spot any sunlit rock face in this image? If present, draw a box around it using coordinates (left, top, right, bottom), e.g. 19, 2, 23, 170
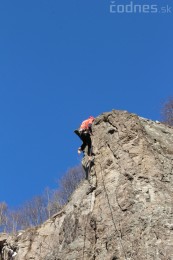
1, 110, 173, 260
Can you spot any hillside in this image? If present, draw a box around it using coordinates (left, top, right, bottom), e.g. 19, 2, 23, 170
1, 110, 173, 260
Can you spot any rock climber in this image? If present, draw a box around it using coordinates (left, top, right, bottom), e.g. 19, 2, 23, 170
74, 116, 96, 195
74, 116, 95, 156
1, 243, 17, 259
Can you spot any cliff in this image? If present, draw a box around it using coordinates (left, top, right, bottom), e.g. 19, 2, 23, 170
1, 110, 173, 260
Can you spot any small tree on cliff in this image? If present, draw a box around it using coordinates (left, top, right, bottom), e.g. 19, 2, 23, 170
161, 97, 173, 126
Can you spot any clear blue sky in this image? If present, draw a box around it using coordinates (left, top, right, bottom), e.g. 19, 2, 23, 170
0, 0, 172, 207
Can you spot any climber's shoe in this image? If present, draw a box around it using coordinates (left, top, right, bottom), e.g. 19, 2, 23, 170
78, 148, 82, 154
74, 129, 79, 134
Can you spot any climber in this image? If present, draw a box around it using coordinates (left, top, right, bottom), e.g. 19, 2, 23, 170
2, 243, 17, 259
74, 116, 95, 156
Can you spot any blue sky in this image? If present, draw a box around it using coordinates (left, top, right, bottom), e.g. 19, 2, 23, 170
0, 0, 172, 207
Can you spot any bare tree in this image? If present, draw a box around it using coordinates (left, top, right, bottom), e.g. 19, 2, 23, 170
43, 188, 62, 218
7, 210, 21, 233
161, 97, 173, 126
0, 164, 85, 233
0, 202, 8, 232
19, 195, 48, 229
5, 195, 49, 232
57, 164, 85, 205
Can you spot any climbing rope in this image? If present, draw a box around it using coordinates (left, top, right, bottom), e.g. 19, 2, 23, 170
99, 162, 127, 260
82, 175, 93, 260
82, 155, 95, 260
82, 214, 88, 260
82, 135, 95, 259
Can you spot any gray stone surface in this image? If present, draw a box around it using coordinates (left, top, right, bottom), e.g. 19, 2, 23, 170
1, 110, 173, 259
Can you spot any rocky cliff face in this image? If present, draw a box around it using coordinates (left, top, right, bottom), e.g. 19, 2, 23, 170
1, 110, 173, 260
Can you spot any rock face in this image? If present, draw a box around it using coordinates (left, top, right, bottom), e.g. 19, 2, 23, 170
1, 110, 173, 260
